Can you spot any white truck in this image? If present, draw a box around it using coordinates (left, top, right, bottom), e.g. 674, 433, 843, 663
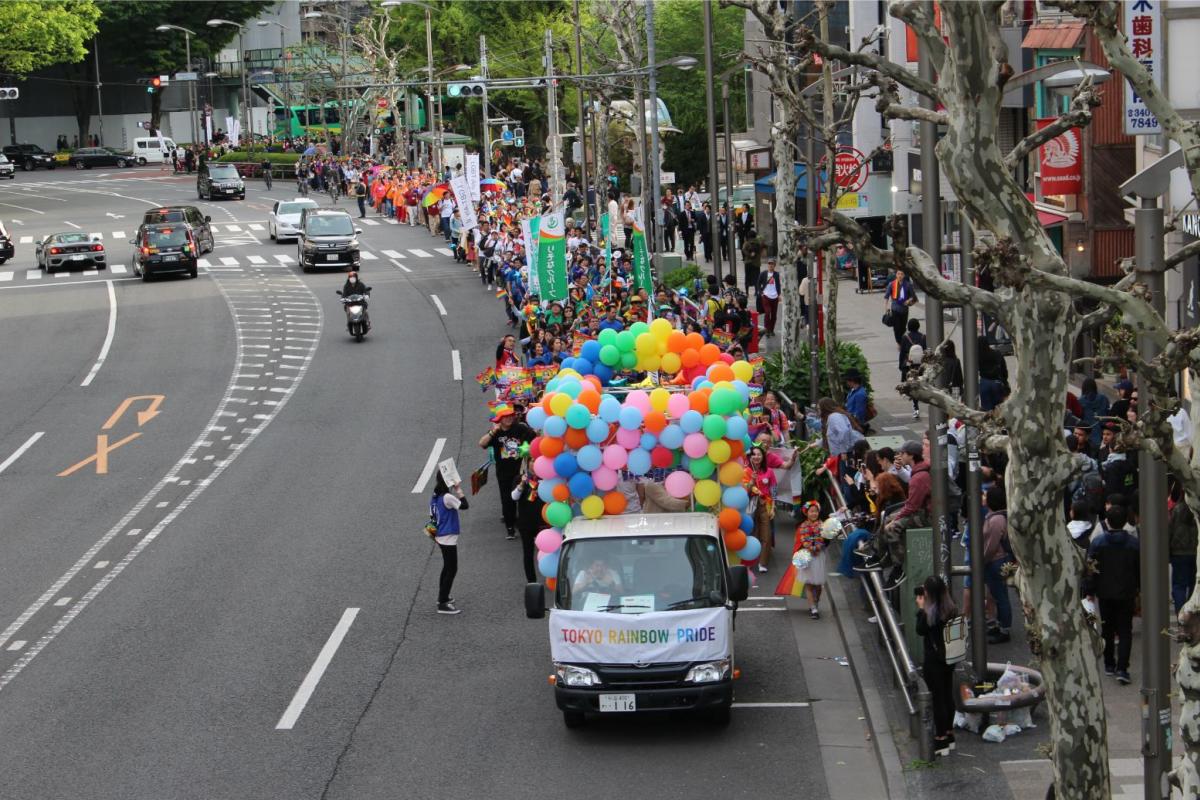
525, 512, 750, 728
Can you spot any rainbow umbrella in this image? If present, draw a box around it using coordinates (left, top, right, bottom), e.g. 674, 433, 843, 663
421, 183, 450, 207
480, 178, 507, 191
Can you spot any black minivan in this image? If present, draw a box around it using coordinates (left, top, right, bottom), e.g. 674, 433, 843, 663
197, 162, 245, 200
297, 208, 361, 273
131, 223, 199, 280
142, 206, 215, 254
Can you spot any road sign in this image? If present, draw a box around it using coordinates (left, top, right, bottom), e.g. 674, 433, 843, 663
377, 98, 389, 108
833, 147, 869, 191
514, 137, 524, 148
174, 71, 198, 82
502, 128, 513, 142
660, 171, 676, 185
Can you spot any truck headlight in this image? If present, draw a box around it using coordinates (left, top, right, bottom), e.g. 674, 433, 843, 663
685, 659, 730, 684
555, 664, 600, 687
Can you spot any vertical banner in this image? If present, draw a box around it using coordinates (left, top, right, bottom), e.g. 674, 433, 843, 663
1123, 1, 1162, 135
466, 153, 481, 202
522, 215, 541, 296
537, 211, 568, 301
225, 116, 237, 148
631, 204, 652, 292
601, 212, 612, 284
205, 114, 213, 145
1036, 118, 1083, 196
450, 174, 478, 230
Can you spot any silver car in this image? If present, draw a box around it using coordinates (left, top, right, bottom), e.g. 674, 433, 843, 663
36, 232, 107, 273
0, 154, 14, 179
269, 198, 319, 242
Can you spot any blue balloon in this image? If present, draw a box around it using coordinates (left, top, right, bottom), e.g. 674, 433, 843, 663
558, 379, 582, 399
659, 423, 684, 450
525, 406, 548, 431
544, 415, 567, 438
554, 452, 579, 479
568, 471, 594, 498
680, 410, 704, 434
732, 380, 751, 402
740, 512, 754, 533
580, 340, 602, 363
618, 406, 644, 430
698, 380, 714, 390
640, 432, 658, 451
577, 444, 603, 471
559, 358, 575, 372
586, 417, 610, 444
598, 394, 621, 423
538, 551, 560, 578
574, 357, 594, 376
593, 364, 614, 385
737, 536, 762, 561
565, 403, 591, 430
627, 447, 652, 476
691, 376, 707, 390
722, 485, 750, 511
724, 415, 748, 441
539, 478, 564, 503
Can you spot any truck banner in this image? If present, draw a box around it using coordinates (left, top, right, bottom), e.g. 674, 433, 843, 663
549, 607, 728, 664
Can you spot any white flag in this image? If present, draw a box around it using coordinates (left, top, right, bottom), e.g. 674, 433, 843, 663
466, 153, 481, 202
450, 174, 478, 230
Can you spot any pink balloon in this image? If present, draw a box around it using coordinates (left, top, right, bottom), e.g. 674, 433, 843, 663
533, 456, 557, 479
719, 353, 735, 365
664, 471, 696, 499
624, 389, 652, 414
535, 529, 563, 553
683, 432, 709, 459
615, 426, 642, 450
602, 444, 628, 470
666, 393, 690, 420
684, 364, 706, 382
592, 466, 619, 492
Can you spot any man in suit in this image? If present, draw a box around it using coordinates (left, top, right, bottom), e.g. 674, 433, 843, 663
717, 204, 731, 261
680, 200, 697, 261
735, 204, 754, 251
696, 202, 712, 263
661, 191, 678, 252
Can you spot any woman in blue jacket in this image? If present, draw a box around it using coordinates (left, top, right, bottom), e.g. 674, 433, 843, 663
431, 473, 469, 615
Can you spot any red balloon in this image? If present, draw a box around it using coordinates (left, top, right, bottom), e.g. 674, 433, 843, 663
651, 446, 674, 468
603, 491, 627, 515
564, 427, 589, 450
724, 530, 748, 551
546, 577, 558, 591
719, 353, 735, 365
530, 436, 543, 460
728, 439, 745, 459
553, 483, 571, 502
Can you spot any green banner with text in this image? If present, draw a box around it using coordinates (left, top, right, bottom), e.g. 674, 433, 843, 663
631, 205, 652, 292
537, 211, 567, 301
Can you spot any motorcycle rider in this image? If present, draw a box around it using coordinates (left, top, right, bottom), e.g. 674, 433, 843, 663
340, 271, 372, 331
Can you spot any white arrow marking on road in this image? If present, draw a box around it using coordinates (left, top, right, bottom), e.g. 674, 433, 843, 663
81, 280, 117, 387
276, 608, 360, 731
0, 432, 44, 475
430, 294, 447, 316
411, 438, 447, 494
105, 212, 125, 219
451, 350, 461, 381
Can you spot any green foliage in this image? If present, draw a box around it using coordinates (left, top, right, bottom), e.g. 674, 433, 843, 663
661, 264, 703, 290
94, 2, 274, 74
762, 342, 872, 409
1097, 311, 1135, 375
0, 1, 100, 74
217, 151, 300, 164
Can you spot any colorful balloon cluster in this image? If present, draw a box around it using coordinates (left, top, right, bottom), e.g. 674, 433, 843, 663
560, 319, 757, 387
524, 364, 765, 587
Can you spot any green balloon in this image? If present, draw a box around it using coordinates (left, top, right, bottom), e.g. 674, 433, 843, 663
708, 389, 736, 416
599, 344, 622, 366
615, 330, 636, 353
620, 350, 639, 369
688, 455, 716, 479
546, 501, 573, 528
598, 328, 618, 347
702, 414, 727, 441
629, 321, 650, 337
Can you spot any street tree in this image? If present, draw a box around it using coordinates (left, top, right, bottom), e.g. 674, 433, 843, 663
0, 1, 100, 75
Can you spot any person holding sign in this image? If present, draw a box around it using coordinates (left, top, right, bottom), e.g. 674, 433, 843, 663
430, 472, 469, 615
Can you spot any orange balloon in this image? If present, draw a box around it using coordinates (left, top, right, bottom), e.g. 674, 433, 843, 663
708, 364, 735, 383
699, 343, 722, 366
667, 330, 688, 354
564, 427, 589, 450
728, 439, 745, 459
603, 491, 627, 515
644, 410, 667, 434
578, 388, 601, 414
583, 375, 603, 391
688, 391, 709, 414
540, 436, 565, 458
718, 508, 742, 532
553, 483, 571, 502
724, 530, 748, 551
546, 577, 557, 591
685, 332, 706, 351
680, 348, 701, 368
541, 393, 557, 415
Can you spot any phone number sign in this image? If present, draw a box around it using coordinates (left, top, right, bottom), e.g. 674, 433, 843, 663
1124, 0, 1162, 136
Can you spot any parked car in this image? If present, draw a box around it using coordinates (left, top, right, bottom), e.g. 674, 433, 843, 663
0, 154, 14, 179
197, 162, 245, 200
36, 232, 106, 273
0, 221, 14, 264
132, 136, 177, 165
297, 208, 360, 272
2, 144, 55, 171
131, 223, 198, 280
141, 206, 214, 254
268, 198, 319, 242
69, 147, 135, 169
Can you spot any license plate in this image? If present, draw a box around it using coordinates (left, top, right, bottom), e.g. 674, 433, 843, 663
164, 255, 178, 262
326, 254, 339, 262
598, 694, 636, 713
71, 254, 85, 260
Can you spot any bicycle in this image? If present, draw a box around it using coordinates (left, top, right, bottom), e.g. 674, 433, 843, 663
262, 165, 273, 191
327, 179, 341, 204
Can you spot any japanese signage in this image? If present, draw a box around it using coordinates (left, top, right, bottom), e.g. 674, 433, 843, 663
549, 608, 728, 664
536, 211, 568, 301
449, 174, 478, 230
1037, 118, 1083, 196
466, 153, 481, 202
1124, 0, 1162, 135
833, 147, 870, 191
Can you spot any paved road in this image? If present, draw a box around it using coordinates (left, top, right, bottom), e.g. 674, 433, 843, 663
0, 168, 829, 800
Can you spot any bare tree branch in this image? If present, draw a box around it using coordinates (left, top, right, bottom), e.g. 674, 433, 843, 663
1024, 267, 1171, 350
1167, 238, 1200, 271
798, 33, 939, 100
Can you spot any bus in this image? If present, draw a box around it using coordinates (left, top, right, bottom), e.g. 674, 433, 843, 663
273, 97, 426, 139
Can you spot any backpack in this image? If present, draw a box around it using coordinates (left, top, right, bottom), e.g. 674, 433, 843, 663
1072, 470, 1106, 515
943, 616, 967, 664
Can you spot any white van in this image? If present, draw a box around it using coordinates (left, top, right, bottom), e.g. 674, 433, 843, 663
132, 136, 177, 165
525, 512, 749, 728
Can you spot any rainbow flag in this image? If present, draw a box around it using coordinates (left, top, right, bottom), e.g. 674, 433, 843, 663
474, 366, 495, 392
711, 328, 733, 348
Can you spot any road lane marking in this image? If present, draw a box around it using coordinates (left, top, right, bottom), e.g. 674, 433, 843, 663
411, 438, 447, 494
247, 255, 266, 264
24, 269, 39, 280
93, 561, 109, 570
0, 432, 44, 474
430, 294, 447, 315
112, 230, 126, 239
382, 249, 402, 258
18, 236, 31, 244
102, 395, 164, 429
63, 221, 80, 229
57, 433, 142, 476
451, 350, 461, 381
220, 256, 239, 266
0, 272, 10, 282
731, 702, 812, 708
276, 608, 360, 731
390, 258, 411, 274
6, 641, 25, 652
409, 248, 433, 257
53, 597, 71, 606
80, 279, 117, 387
111, 264, 127, 274
248, 223, 265, 231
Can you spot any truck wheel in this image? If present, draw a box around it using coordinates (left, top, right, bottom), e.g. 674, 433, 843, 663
562, 711, 585, 729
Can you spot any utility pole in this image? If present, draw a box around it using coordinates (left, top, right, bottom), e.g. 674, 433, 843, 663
425, 6, 436, 171
574, 0, 590, 228
702, 0, 722, 278
184, 30, 196, 146
918, 0, 949, 579
480, 33, 491, 177
721, 71, 738, 285
545, 29, 562, 208
961, 211, 985, 676
94, 38, 104, 146
806, 120, 819, 407
646, 1, 662, 253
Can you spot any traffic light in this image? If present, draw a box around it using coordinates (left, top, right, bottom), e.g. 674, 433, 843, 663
147, 76, 162, 94
0, 88, 18, 101
447, 82, 485, 98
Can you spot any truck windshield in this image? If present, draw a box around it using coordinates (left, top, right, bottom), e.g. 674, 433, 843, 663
556, 536, 726, 613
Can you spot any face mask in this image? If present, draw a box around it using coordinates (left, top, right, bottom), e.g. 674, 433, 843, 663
349, 277, 357, 284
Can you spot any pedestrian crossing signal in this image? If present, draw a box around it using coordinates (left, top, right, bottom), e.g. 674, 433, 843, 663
0, 88, 18, 101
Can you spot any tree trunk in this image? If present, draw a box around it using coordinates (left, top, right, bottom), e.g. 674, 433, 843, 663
823, 247, 842, 403
150, 91, 162, 138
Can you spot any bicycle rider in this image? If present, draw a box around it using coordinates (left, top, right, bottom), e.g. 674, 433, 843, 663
261, 156, 272, 191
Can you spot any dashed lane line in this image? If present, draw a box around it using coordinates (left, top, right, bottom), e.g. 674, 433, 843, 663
0, 432, 44, 475
275, 608, 360, 731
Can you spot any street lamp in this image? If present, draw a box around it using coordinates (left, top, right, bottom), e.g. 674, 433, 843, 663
381, 0, 437, 169
156, 24, 198, 145
206, 19, 249, 148
256, 19, 292, 140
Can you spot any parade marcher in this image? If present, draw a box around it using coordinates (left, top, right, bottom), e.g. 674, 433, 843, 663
775, 501, 830, 619
513, 461, 546, 582
883, 267, 918, 346
756, 258, 781, 337
746, 445, 778, 573
430, 472, 468, 615
478, 407, 534, 540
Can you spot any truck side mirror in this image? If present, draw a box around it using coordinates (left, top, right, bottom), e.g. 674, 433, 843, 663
525, 582, 547, 619
727, 566, 750, 602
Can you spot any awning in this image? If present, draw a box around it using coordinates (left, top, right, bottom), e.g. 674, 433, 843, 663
754, 164, 826, 198
1025, 192, 1070, 227
413, 131, 472, 144
1021, 21, 1086, 50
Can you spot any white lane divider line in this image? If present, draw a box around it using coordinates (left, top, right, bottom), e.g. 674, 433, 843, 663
248, 223, 265, 231
360, 218, 379, 226
411, 438, 447, 494
451, 349, 462, 381
24, 269, 40, 280
220, 256, 240, 266
0, 272, 11, 282
110, 264, 127, 274
730, 702, 812, 708
6, 641, 25, 652
275, 254, 295, 264
247, 255, 266, 264
430, 294, 447, 316
112, 231, 126, 240
126, 528, 142, 537
225, 224, 242, 232
53, 597, 71, 607
18, 236, 32, 244
390, 258, 411, 274
275, 607, 360, 731
359, 251, 378, 261
0, 432, 44, 475
81, 280, 117, 387
93, 561, 109, 570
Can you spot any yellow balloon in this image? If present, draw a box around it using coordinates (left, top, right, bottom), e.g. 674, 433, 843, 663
713, 380, 735, 392
549, 393, 572, 417
581, 495, 605, 519
719, 460, 745, 486
558, 368, 581, 379
641, 353, 662, 372
635, 333, 657, 356
707, 439, 732, 464
650, 317, 673, 341
650, 387, 671, 412
694, 479, 721, 507
731, 360, 753, 383
660, 352, 682, 374
657, 338, 669, 356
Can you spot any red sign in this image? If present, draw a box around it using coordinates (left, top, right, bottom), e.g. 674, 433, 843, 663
377, 99, 389, 109
1037, 118, 1082, 196
833, 148, 869, 191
